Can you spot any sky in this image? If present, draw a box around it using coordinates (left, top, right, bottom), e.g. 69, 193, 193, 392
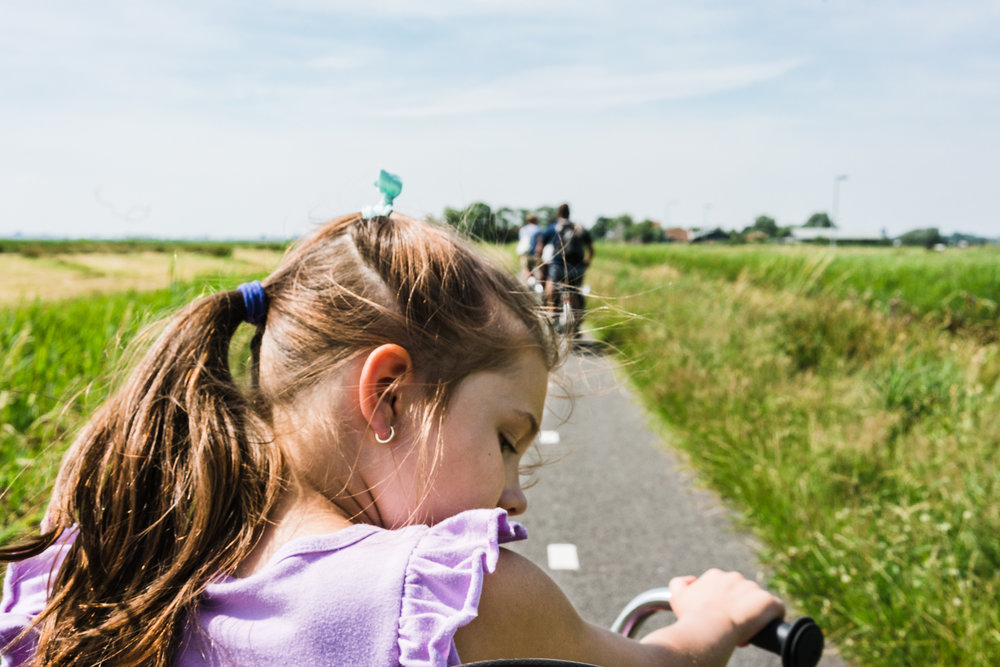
2, 0, 998, 240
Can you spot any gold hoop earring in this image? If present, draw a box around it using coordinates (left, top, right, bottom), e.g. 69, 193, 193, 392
375, 425, 395, 444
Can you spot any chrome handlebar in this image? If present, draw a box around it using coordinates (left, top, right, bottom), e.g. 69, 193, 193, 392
610, 587, 824, 667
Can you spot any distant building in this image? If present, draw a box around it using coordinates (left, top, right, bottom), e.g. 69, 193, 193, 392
786, 228, 886, 244
665, 227, 690, 243
690, 227, 730, 244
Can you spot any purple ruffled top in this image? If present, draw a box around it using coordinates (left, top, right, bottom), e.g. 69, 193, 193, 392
1, 509, 526, 667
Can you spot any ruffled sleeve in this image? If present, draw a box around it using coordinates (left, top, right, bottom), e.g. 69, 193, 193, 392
396, 509, 527, 667
1, 530, 75, 667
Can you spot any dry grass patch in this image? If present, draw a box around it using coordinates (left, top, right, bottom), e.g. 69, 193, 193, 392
0, 249, 284, 304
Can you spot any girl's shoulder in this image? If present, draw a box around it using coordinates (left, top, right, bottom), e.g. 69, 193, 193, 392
399, 508, 527, 665
224, 507, 526, 580
1, 510, 528, 666
185, 508, 526, 666
405, 506, 527, 564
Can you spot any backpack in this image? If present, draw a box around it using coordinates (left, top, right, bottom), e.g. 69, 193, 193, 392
552, 221, 588, 265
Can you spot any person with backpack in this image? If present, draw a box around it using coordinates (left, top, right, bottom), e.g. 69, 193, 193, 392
537, 203, 594, 332
516, 214, 542, 285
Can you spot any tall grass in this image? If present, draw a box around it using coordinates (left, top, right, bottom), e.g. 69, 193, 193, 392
607, 244, 1000, 340
5, 242, 999, 664
587, 244, 1000, 665
0, 275, 265, 543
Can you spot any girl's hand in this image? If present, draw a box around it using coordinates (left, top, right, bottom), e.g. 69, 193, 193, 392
668, 568, 785, 647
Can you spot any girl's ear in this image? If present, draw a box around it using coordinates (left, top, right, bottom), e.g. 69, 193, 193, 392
358, 344, 413, 442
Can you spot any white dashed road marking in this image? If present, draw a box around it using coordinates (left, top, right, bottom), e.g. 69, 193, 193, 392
538, 430, 560, 445
547, 543, 580, 570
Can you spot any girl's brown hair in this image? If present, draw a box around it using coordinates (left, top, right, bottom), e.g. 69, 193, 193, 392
2, 212, 560, 666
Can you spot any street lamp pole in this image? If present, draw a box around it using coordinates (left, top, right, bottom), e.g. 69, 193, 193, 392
703, 203, 712, 229
665, 200, 677, 228
832, 174, 848, 246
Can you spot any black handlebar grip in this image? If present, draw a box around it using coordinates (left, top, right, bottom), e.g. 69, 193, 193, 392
748, 616, 824, 667
611, 588, 825, 666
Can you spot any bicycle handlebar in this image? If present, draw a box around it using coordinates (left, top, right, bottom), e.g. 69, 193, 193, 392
610, 587, 824, 667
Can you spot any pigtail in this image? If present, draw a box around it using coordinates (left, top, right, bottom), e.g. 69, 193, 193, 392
19, 288, 284, 666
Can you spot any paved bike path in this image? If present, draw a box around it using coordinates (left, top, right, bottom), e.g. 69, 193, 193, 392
507, 347, 846, 666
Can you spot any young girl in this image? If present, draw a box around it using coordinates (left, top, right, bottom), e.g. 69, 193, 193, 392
1, 178, 784, 666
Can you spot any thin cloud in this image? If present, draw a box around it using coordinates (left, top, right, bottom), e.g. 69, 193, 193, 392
305, 52, 375, 71
270, 0, 585, 20
380, 58, 806, 117
2, 2, 998, 239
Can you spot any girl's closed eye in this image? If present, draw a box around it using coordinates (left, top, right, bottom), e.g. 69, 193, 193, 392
499, 433, 518, 455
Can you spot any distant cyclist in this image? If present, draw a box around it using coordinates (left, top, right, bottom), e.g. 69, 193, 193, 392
516, 214, 541, 285
537, 203, 594, 327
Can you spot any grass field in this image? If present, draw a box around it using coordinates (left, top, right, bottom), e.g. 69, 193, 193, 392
0, 246, 284, 305
603, 243, 1000, 340
586, 243, 1000, 666
0, 242, 284, 541
3, 239, 999, 665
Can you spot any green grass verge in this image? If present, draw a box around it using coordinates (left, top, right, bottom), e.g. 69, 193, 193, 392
587, 244, 1000, 665
6, 241, 999, 664
0, 274, 266, 544
605, 243, 1000, 340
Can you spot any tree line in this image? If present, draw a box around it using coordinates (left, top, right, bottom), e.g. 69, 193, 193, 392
439, 203, 558, 243
436, 202, 992, 248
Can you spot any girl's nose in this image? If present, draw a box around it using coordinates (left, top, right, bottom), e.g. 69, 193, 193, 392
497, 465, 528, 516
499, 482, 527, 516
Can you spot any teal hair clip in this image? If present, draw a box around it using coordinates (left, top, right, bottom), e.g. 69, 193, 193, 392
362, 169, 403, 218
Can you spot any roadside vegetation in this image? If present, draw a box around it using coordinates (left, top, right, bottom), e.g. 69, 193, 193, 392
604, 243, 1000, 340
586, 243, 1000, 665
2, 287, 193, 541
0, 241, 286, 305
1, 242, 280, 542
4, 238, 999, 665
0, 238, 286, 258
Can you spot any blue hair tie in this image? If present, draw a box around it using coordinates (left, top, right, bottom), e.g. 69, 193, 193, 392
362, 169, 403, 218
238, 280, 268, 326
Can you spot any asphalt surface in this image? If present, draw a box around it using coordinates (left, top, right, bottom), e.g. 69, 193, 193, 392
506, 344, 847, 667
